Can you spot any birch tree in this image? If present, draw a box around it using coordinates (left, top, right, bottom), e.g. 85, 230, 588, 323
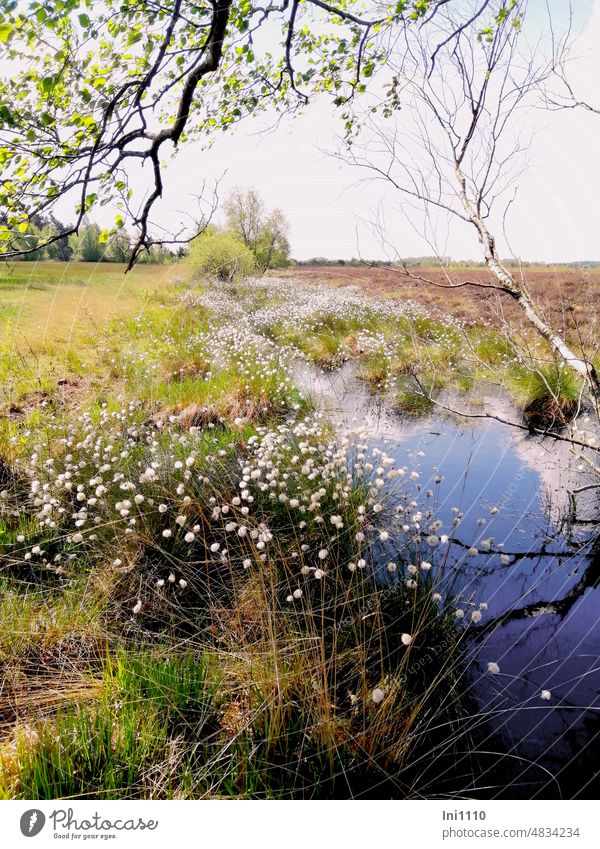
343, 0, 600, 400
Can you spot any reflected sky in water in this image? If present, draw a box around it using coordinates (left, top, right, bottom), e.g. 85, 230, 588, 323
296, 362, 600, 797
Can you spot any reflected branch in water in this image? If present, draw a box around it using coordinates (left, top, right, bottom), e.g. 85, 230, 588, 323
472, 536, 600, 635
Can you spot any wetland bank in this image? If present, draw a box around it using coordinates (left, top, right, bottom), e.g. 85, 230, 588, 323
1, 268, 598, 799
0, 0, 599, 809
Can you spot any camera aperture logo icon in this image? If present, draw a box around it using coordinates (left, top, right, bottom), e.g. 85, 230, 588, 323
20, 810, 46, 837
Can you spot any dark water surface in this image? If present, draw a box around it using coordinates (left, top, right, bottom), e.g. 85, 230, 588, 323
296, 363, 600, 798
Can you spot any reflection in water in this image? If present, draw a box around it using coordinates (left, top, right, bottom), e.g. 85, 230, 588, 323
295, 361, 600, 798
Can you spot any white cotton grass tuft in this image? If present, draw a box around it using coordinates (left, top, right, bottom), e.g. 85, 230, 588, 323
541, 689, 552, 701
401, 633, 412, 646
132, 599, 142, 615
139, 467, 156, 484
487, 661, 500, 674
371, 688, 385, 704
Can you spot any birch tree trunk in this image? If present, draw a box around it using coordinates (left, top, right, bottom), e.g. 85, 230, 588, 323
455, 165, 600, 400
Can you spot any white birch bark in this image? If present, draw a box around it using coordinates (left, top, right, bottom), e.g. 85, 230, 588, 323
455, 165, 600, 400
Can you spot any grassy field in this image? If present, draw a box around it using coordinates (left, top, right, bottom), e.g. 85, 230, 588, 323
0, 261, 192, 413
0, 260, 592, 799
0, 261, 188, 347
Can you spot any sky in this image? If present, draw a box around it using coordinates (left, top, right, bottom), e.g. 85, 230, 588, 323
137, 0, 600, 262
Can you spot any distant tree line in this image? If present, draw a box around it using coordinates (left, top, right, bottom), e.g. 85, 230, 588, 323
12, 211, 597, 272
9, 215, 177, 264
294, 257, 393, 267
12, 188, 293, 271
294, 257, 600, 269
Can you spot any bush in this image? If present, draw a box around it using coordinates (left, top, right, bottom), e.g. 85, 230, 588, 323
188, 229, 255, 281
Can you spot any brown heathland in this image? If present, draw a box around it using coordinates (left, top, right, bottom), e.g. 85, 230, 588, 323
281, 265, 600, 343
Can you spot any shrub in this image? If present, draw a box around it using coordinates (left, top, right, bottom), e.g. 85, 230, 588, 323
188, 229, 255, 282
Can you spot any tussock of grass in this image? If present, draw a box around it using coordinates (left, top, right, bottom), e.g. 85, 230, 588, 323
472, 331, 516, 366
507, 362, 582, 430
304, 330, 346, 370
0, 561, 468, 799
0, 387, 470, 798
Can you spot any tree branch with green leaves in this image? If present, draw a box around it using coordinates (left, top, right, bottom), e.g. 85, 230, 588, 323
0, 0, 458, 267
